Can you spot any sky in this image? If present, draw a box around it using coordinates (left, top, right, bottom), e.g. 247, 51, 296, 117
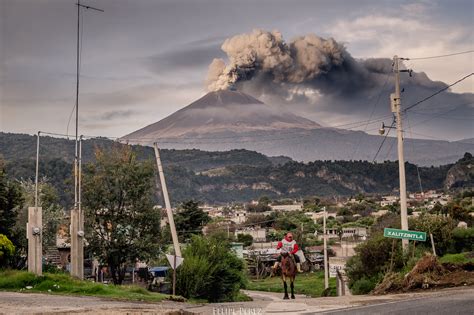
1, 0, 473, 140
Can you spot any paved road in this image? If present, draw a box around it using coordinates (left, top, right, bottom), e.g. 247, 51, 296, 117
0, 287, 473, 314
323, 288, 474, 315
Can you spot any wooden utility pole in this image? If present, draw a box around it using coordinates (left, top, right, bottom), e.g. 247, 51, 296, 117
153, 143, 181, 257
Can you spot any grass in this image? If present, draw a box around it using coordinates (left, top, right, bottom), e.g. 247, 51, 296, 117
0, 270, 172, 302
246, 271, 337, 297
439, 252, 474, 265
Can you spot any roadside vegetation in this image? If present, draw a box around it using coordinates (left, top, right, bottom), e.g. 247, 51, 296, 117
0, 270, 170, 302
346, 209, 474, 295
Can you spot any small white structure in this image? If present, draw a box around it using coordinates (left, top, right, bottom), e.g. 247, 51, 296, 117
270, 204, 303, 212
235, 228, 266, 242
380, 195, 398, 207
309, 211, 338, 222
230, 210, 247, 224
371, 209, 389, 218
341, 227, 368, 239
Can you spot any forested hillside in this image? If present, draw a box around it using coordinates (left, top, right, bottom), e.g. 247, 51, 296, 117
0, 132, 470, 206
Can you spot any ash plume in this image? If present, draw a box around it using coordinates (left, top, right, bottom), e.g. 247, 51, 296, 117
205, 29, 449, 104
206, 29, 347, 92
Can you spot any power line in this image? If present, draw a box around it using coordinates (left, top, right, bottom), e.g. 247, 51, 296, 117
350, 73, 391, 160
406, 131, 474, 146
406, 50, 474, 61
405, 113, 424, 194
403, 73, 474, 112
372, 118, 396, 163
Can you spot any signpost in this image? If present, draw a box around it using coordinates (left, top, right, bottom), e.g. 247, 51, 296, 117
383, 228, 426, 242
166, 254, 184, 296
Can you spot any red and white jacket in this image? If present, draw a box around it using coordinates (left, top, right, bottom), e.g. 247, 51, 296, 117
277, 237, 299, 254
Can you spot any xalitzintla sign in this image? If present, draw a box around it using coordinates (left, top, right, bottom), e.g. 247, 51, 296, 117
384, 228, 427, 242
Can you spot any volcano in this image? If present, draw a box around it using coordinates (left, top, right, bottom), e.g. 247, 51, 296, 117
123, 90, 473, 166
123, 90, 321, 140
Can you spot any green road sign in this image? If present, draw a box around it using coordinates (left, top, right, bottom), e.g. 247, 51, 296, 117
384, 228, 427, 242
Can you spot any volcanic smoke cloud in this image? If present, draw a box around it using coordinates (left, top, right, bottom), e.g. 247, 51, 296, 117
205, 29, 448, 104
206, 29, 346, 91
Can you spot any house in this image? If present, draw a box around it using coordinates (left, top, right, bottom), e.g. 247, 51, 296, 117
230, 210, 247, 224
308, 211, 338, 222
380, 195, 398, 207
341, 227, 368, 239
371, 209, 389, 218
316, 227, 339, 241
270, 204, 303, 212
235, 227, 266, 242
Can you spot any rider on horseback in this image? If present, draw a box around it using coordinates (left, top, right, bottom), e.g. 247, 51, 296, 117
273, 232, 303, 273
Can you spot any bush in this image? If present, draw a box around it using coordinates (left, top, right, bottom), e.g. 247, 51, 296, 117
237, 234, 253, 247
439, 252, 474, 265
0, 234, 15, 267
346, 234, 404, 294
351, 277, 378, 295
176, 235, 245, 302
449, 228, 474, 253
409, 214, 456, 256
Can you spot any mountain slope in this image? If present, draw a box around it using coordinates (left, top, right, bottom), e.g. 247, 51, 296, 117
123, 90, 321, 139
123, 90, 473, 166
1, 133, 470, 205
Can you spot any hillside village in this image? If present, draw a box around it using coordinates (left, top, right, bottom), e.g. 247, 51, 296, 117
42, 187, 470, 283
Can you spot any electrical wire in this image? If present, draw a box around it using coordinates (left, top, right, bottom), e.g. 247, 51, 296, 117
406, 50, 474, 61
350, 73, 391, 160
403, 73, 474, 112
372, 118, 395, 163
405, 113, 424, 194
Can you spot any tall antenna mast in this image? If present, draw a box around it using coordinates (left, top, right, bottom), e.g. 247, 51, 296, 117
71, 0, 103, 280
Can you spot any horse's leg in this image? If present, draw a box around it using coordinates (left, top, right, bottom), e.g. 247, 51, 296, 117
283, 276, 289, 299
290, 278, 295, 299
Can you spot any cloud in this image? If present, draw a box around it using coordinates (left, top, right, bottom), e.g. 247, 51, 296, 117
145, 42, 225, 73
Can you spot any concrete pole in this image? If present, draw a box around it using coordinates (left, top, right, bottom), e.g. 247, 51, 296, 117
323, 206, 329, 289
28, 131, 42, 275
153, 143, 181, 257
393, 56, 409, 252
27, 207, 42, 275
35, 132, 40, 209
78, 136, 84, 279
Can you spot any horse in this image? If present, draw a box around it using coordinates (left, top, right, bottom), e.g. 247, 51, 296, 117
280, 252, 297, 299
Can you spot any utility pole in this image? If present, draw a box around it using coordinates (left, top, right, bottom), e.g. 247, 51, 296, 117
70, 0, 103, 279
392, 55, 409, 252
153, 143, 182, 258
28, 131, 42, 275
323, 206, 329, 289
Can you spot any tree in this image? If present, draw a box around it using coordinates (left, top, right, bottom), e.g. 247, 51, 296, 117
0, 234, 15, 267
236, 233, 253, 247
258, 195, 271, 206
174, 200, 210, 241
83, 146, 161, 285
16, 180, 63, 249
246, 203, 271, 213
409, 214, 456, 256
0, 160, 24, 242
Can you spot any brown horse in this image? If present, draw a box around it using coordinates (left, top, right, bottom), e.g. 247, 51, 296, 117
280, 252, 297, 299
